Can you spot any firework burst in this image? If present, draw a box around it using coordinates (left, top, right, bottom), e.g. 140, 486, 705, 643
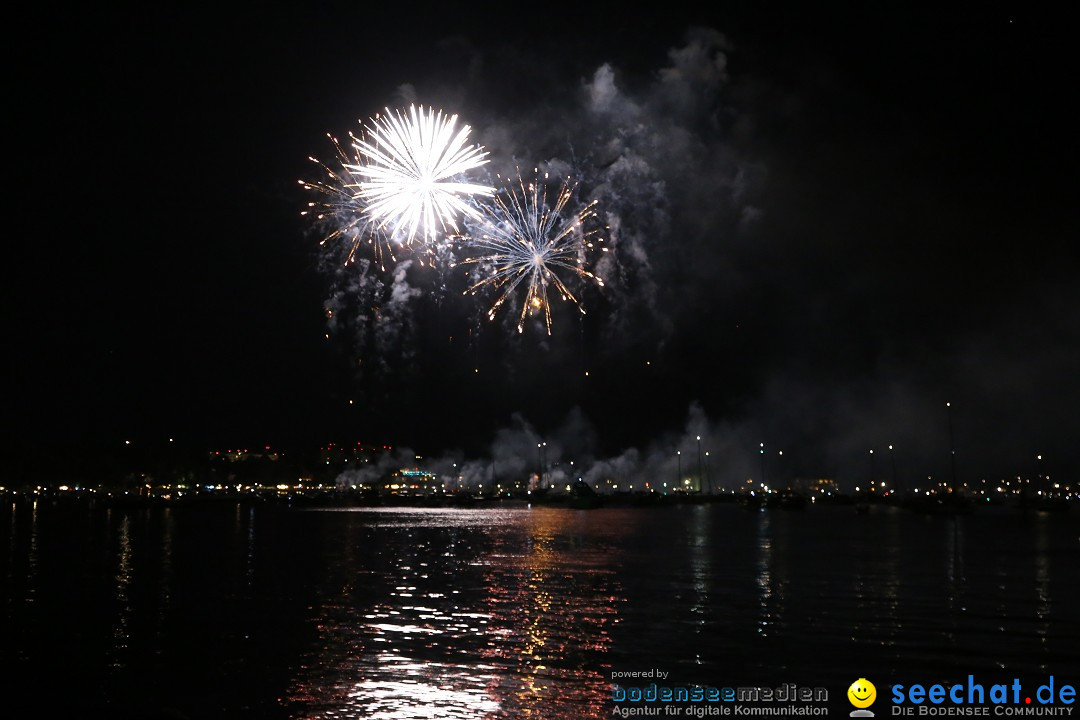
300, 132, 397, 270
350, 105, 492, 248
458, 172, 607, 335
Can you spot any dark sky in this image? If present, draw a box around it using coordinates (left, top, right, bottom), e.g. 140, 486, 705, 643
8, 2, 1077, 486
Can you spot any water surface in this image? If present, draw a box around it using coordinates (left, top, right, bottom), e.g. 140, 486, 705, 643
2, 500, 1078, 718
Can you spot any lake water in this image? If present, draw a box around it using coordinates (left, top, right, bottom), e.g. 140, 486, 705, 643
2, 500, 1078, 718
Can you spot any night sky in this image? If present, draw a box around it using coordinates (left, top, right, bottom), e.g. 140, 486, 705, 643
9, 2, 1077, 487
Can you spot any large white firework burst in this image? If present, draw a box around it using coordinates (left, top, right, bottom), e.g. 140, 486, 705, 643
349, 105, 493, 248
458, 172, 607, 335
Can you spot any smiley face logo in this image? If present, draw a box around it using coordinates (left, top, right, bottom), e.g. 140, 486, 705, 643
847, 678, 877, 709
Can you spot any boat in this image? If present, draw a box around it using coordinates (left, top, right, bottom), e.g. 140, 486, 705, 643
737, 491, 767, 511
568, 479, 603, 509
902, 491, 973, 515
778, 489, 808, 510
447, 491, 477, 507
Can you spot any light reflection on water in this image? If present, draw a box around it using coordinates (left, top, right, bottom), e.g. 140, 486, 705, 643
283, 507, 623, 719
1, 501, 1078, 718
110, 512, 134, 668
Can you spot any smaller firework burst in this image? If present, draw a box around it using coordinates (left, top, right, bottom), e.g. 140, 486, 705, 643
300, 132, 397, 271
458, 171, 607, 335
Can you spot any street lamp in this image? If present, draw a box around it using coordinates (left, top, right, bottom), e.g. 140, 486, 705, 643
677, 450, 682, 489
869, 449, 875, 488
888, 445, 897, 492
696, 436, 705, 493
705, 451, 712, 493
946, 402, 958, 491
759, 443, 766, 486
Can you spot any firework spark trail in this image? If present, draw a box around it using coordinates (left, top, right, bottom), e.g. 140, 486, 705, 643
350, 105, 493, 248
458, 172, 607, 335
300, 132, 397, 270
